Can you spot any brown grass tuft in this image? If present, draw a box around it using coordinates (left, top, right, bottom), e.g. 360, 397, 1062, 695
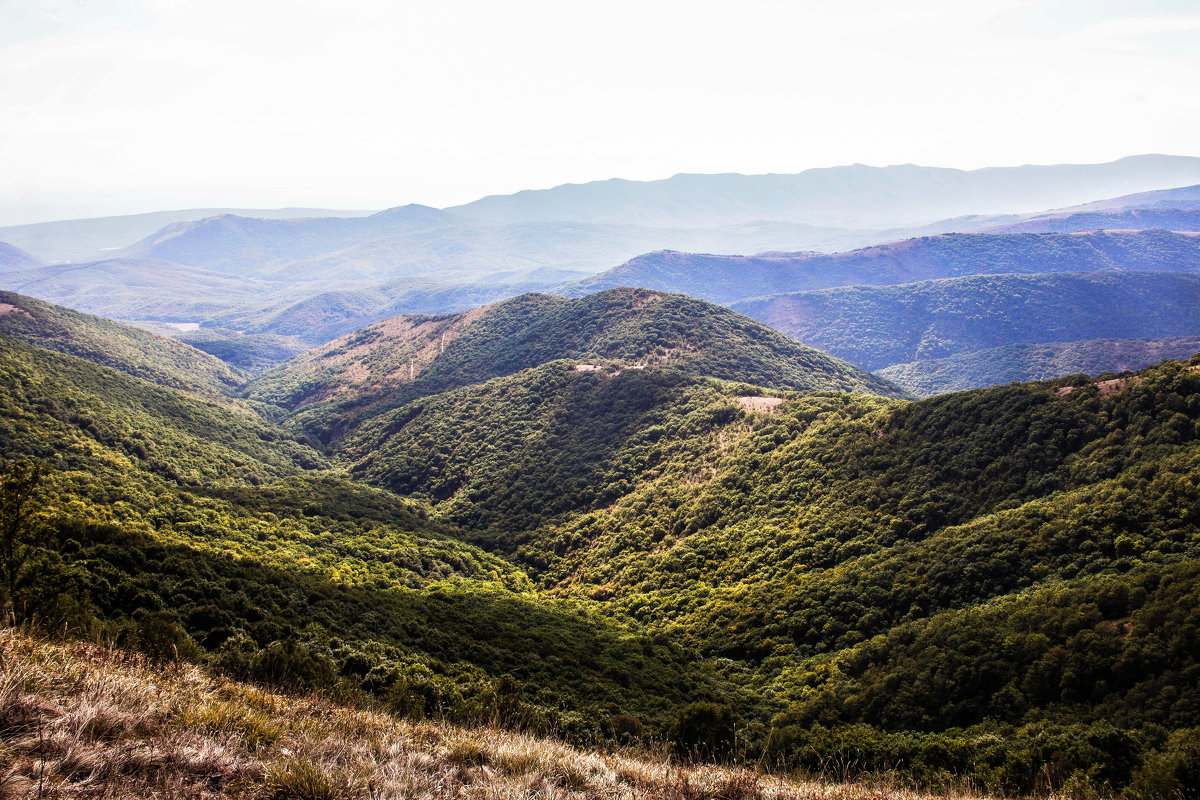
0, 626, 1007, 800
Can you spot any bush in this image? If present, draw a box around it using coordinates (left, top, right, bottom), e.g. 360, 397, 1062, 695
672, 701, 735, 762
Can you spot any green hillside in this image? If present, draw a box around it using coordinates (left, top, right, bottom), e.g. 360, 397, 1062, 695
8, 292, 1200, 795
0, 332, 715, 741
327, 347, 1200, 794
880, 336, 1200, 396
0, 289, 245, 395
733, 270, 1200, 371
247, 288, 905, 442
340, 361, 759, 535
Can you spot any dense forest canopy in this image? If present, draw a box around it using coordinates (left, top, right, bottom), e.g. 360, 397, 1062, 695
2, 288, 1200, 796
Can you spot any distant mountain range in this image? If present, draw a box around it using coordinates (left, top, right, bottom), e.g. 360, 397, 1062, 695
732, 271, 1200, 371
0, 207, 374, 264
451, 155, 1200, 228
571, 230, 1200, 304
4, 156, 1200, 391
879, 336, 1200, 397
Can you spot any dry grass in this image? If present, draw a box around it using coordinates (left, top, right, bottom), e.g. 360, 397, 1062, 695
0, 627, 998, 799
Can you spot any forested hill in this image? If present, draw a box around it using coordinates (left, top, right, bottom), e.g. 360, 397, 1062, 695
326, 342, 1200, 795
880, 335, 1200, 397
0, 289, 245, 395
0, 330, 710, 744
732, 270, 1200, 371
4, 287, 1200, 794
567, 229, 1200, 305
245, 287, 906, 441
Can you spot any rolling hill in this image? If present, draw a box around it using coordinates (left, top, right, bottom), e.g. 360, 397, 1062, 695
245, 288, 906, 443
0, 289, 245, 395
1, 257, 269, 322
879, 336, 1200, 397
6, 289, 1200, 795
0, 240, 43, 271
0, 311, 707, 742
732, 271, 1200, 371
569, 230, 1200, 305
450, 155, 1200, 228
0, 206, 374, 264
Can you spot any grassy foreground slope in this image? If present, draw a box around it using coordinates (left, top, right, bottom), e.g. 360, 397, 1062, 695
1, 627, 973, 800
879, 336, 1200, 396
247, 288, 905, 442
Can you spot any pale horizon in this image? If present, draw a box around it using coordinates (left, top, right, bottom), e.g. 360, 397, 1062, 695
4, 0, 1200, 226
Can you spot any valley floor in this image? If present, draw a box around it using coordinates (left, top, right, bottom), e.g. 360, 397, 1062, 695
0, 627, 997, 800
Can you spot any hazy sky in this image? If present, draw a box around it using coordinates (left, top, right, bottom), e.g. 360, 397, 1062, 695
2, 0, 1199, 225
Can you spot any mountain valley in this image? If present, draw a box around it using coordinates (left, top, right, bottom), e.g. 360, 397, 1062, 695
2, 279, 1200, 794
5, 159, 1200, 797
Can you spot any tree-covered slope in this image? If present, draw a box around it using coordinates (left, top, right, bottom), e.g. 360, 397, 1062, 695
8, 288, 1200, 792
733, 271, 1200, 371
0, 289, 246, 395
568, 230, 1200, 305
246, 288, 905, 441
879, 336, 1200, 397
313, 331, 1200, 793
483, 359, 1200, 789
0, 334, 713, 739
339, 362, 758, 535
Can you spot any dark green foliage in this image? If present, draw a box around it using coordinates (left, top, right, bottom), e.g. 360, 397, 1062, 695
0, 331, 713, 739
1130, 729, 1200, 799
9, 289, 1200, 795
672, 702, 736, 762
342, 363, 745, 534
0, 460, 49, 608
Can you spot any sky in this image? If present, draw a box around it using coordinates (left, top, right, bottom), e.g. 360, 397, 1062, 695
2, 0, 1199, 225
